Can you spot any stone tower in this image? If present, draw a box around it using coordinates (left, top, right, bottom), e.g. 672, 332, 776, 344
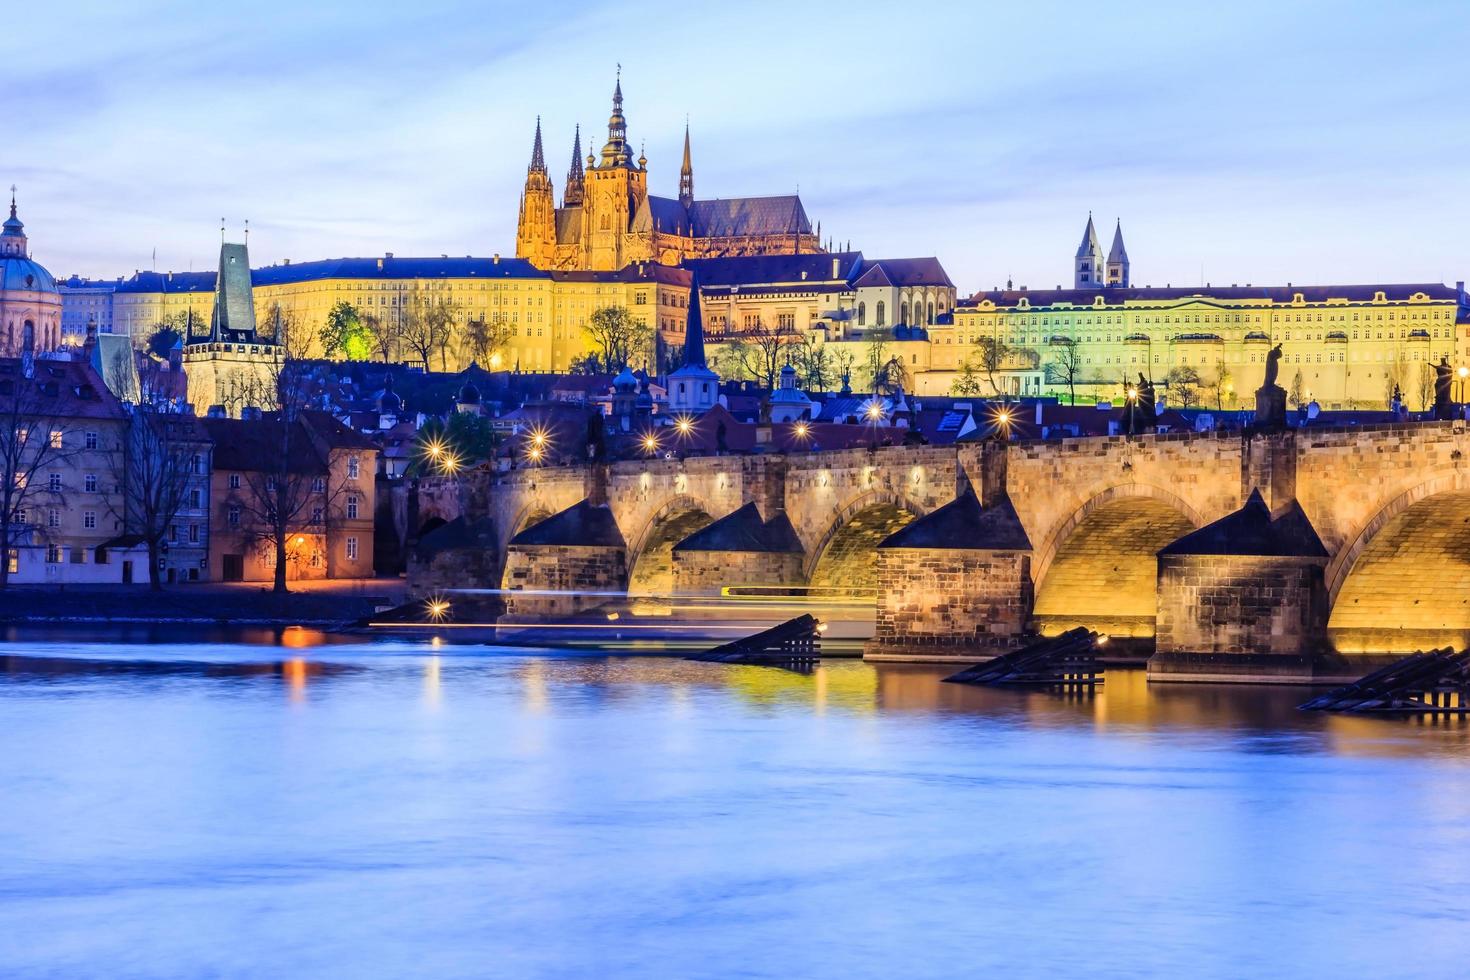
1106, 219, 1130, 287
514, 117, 557, 268
1074, 214, 1105, 288
582, 71, 647, 271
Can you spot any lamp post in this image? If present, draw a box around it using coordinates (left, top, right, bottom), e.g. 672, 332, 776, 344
1458, 365, 1468, 413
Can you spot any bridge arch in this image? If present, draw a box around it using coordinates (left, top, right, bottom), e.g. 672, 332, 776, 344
1327, 474, 1470, 654
626, 495, 719, 596
806, 489, 925, 593
1031, 484, 1204, 637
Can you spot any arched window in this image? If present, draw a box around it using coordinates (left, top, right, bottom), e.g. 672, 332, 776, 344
22, 321, 35, 350
927, 302, 935, 323
900, 302, 909, 325
858, 302, 866, 326
876, 302, 886, 327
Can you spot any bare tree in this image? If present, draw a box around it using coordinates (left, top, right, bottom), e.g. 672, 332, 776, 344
1167, 365, 1202, 409
402, 291, 457, 370
1417, 361, 1435, 412
363, 311, 397, 363
1213, 356, 1233, 411
736, 318, 798, 393
108, 404, 205, 590
0, 366, 87, 588
258, 302, 313, 360
1047, 338, 1083, 406
790, 333, 834, 391
461, 315, 513, 368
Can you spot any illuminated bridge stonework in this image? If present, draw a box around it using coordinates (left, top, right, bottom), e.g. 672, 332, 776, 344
411, 421, 1470, 682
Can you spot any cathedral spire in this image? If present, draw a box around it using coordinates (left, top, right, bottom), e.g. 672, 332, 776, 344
1074, 212, 1105, 288
529, 116, 547, 173
1106, 218, 1130, 288
564, 125, 585, 207
679, 122, 694, 208
601, 66, 630, 166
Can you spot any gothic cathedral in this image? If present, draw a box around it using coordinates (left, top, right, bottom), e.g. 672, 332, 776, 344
515, 74, 822, 272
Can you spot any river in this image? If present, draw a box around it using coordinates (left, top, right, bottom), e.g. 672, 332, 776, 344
3, 630, 1469, 978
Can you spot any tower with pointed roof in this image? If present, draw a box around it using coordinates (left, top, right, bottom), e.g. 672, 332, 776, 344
1074, 214, 1105, 288
1106, 219, 1130, 287
678, 124, 694, 209
515, 117, 557, 269
562, 125, 585, 208
667, 272, 718, 414
183, 234, 283, 417
581, 70, 648, 271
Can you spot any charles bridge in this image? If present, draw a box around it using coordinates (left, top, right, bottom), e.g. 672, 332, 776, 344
409, 421, 1470, 682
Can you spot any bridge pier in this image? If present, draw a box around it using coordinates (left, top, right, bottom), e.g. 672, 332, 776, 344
864, 487, 1036, 662
1150, 490, 1335, 683
501, 500, 628, 617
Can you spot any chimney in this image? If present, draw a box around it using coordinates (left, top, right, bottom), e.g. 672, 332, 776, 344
493, 253, 500, 265
831, 257, 840, 279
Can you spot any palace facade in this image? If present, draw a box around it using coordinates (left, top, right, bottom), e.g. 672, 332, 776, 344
515, 75, 821, 271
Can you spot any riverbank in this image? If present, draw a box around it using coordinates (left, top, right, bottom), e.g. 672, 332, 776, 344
0, 580, 403, 628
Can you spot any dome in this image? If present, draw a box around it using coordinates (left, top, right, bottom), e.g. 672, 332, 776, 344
0, 255, 56, 293
613, 365, 637, 391
457, 379, 481, 405
379, 373, 402, 412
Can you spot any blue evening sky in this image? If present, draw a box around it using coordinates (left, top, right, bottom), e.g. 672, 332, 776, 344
8, 0, 1468, 292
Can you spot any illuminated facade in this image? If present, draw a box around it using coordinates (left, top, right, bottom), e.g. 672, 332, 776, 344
516, 75, 821, 272
0, 194, 63, 356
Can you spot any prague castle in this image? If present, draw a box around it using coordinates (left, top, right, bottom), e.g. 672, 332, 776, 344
515, 74, 820, 271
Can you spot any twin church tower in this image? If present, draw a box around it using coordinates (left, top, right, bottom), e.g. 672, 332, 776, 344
515, 73, 821, 272
1074, 213, 1130, 289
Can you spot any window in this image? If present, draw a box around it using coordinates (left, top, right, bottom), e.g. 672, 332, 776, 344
47, 508, 60, 528
46, 544, 61, 564
84, 473, 97, 492
346, 494, 359, 520
49, 473, 61, 492
348, 455, 360, 479
189, 524, 199, 543
190, 489, 202, 508
83, 511, 96, 529
228, 473, 241, 489
86, 431, 101, 450
312, 507, 324, 524
191, 454, 202, 474
311, 477, 325, 493
858, 302, 866, 326
346, 536, 358, 561
50, 430, 64, 449
6, 549, 15, 574
877, 301, 886, 327
228, 507, 240, 527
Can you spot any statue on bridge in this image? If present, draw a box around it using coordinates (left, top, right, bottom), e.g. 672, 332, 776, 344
1433, 356, 1455, 421
1254, 343, 1288, 432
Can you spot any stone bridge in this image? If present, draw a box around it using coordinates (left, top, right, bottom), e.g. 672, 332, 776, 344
412, 421, 1470, 681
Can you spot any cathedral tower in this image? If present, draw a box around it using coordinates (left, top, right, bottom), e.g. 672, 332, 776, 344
1106, 219, 1130, 287
1074, 213, 1105, 288
583, 71, 647, 271
563, 125, 585, 208
515, 117, 557, 268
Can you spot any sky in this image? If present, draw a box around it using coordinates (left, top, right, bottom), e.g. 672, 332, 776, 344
7, 0, 1469, 292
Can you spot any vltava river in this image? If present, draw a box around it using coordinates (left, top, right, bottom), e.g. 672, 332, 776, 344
4, 632, 1470, 978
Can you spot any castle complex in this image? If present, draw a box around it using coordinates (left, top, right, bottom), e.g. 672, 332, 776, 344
515, 74, 820, 271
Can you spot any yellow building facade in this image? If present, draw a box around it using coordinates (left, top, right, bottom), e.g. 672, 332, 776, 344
938, 282, 1469, 409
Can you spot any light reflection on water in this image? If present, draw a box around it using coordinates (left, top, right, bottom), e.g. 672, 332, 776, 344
3, 633, 1470, 978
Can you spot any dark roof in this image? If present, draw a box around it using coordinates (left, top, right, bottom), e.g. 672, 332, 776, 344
1158, 490, 1327, 558
509, 501, 625, 548
688, 195, 812, 237
0, 357, 126, 421
879, 489, 1032, 551
641, 196, 693, 236
415, 516, 498, 558
683, 251, 864, 287
673, 502, 803, 553
203, 417, 325, 475
965, 283, 1461, 308
858, 257, 953, 288
114, 270, 216, 294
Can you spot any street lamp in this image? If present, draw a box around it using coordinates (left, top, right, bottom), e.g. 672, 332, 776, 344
864, 397, 885, 451
1458, 365, 1468, 409
641, 432, 661, 456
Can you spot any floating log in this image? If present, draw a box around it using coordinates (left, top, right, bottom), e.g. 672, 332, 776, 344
687, 614, 822, 666
1300, 648, 1470, 714
944, 628, 1102, 692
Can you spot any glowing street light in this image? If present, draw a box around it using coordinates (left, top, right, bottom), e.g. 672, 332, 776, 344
988, 403, 1015, 441
641, 432, 661, 456
792, 421, 810, 441
425, 597, 451, 622
674, 415, 694, 438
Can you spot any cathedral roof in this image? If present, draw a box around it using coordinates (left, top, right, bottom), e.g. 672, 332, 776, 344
688, 195, 812, 237
1108, 221, 1129, 263
1076, 214, 1101, 258
636, 196, 693, 236
554, 207, 582, 245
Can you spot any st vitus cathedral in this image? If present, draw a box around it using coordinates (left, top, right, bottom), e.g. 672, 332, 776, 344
515, 73, 822, 271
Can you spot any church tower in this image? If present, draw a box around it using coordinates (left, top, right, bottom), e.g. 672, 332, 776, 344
563, 125, 585, 208
582, 71, 647, 271
679, 123, 694, 209
515, 117, 557, 268
1074, 213, 1105, 288
1106, 219, 1130, 287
